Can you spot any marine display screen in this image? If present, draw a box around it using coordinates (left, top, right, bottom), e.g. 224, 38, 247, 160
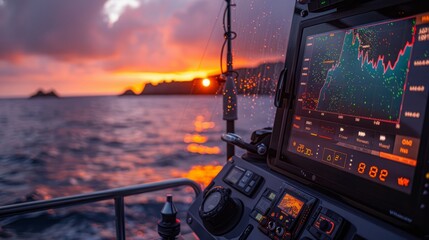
277, 193, 305, 218
287, 13, 429, 194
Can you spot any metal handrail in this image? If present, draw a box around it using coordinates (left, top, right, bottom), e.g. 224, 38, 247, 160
0, 178, 202, 240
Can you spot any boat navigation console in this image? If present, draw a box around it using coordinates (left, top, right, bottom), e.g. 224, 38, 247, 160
187, 0, 429, 239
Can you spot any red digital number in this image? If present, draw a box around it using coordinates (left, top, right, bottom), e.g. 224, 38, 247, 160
369, 166, 378, 178
358, 162, 366, 174
379, 169, 388, 182
357, 163, 388, 182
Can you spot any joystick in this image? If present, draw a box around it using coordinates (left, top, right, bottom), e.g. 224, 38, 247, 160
199, 186, 243, 235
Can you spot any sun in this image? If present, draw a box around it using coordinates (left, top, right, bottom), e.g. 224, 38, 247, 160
202, 78, 211, 87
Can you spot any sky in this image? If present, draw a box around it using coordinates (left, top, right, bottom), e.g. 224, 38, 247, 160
0, 0, 292, 97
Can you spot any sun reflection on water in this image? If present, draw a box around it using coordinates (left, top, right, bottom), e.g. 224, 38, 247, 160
185, 115, 221, 155
183, 134, 207, 143
186, 144, 221, 154
193, 115, 215, 133
181, 165, 223, 187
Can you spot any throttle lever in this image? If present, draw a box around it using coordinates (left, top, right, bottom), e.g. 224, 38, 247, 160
221, 133, 267, 155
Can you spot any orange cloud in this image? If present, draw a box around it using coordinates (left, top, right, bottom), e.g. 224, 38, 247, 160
0, 0, 292, 97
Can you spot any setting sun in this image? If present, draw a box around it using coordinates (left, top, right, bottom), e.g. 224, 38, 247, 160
202, 78, 211, 87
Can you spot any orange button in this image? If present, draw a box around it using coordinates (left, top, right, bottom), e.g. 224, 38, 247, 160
401, 138, 413, 147
426, 172, 429, 180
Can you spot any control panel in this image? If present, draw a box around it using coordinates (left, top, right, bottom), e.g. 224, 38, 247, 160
186, 157, 421, 240
224, 166, 263, 197
258, 184, 317, 239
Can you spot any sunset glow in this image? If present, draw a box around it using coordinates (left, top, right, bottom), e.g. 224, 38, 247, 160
0, 0, 290, 97
117, 70, 213, 84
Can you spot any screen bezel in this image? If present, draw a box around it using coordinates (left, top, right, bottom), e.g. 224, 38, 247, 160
269, 2, 429, 232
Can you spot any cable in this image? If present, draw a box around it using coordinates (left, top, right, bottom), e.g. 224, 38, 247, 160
219, 1, 238, 80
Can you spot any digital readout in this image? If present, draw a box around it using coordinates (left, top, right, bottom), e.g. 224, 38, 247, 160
225, 167, 244, 184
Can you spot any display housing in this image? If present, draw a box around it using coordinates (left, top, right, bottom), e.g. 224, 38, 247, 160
269, 2, 429, 235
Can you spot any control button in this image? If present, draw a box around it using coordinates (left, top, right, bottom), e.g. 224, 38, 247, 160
240, 175, 250, 184
393, 135, 420, 159
314, 214, 336, 235
239, 224, 254, 240
255, 213, 263, 222
245, 170, 253, 178
268, 192, 276, 200
255, 197, 272, 214
423, 190, 428, 196
275, 226, 284, 237
238, 180, 246, 188
245, 186, 252, 193
426, 172, 429, 180
268, 221, 276, 231
425, 183, 429, 188
249, 180, 256, 187
319, 219, 333, 233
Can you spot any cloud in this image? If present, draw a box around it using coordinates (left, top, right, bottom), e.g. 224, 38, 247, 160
103, 0, 140, 25
101, 0, 226, 73
0, 0, 225, 72
0, 0, 293, 96
0, 0, 115, 61
0, 0, 291, 67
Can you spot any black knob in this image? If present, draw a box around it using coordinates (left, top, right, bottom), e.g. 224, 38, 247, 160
268, 221, 276, 231
319, 219, 333, 232
199, 186, 243, 235
276, 226, 284, 237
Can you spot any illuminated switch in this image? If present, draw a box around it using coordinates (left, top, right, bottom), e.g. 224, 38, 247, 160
426, 172, 429, 180
268, 193, 276, 201
393, 135, 420, 159
256, 213, 263, 222
358, 131, 366, 137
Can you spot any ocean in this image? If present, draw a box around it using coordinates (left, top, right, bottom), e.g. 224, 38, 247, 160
0, 95, 276, 239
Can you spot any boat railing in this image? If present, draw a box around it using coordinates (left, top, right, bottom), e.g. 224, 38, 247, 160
0, 178, 202, 240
